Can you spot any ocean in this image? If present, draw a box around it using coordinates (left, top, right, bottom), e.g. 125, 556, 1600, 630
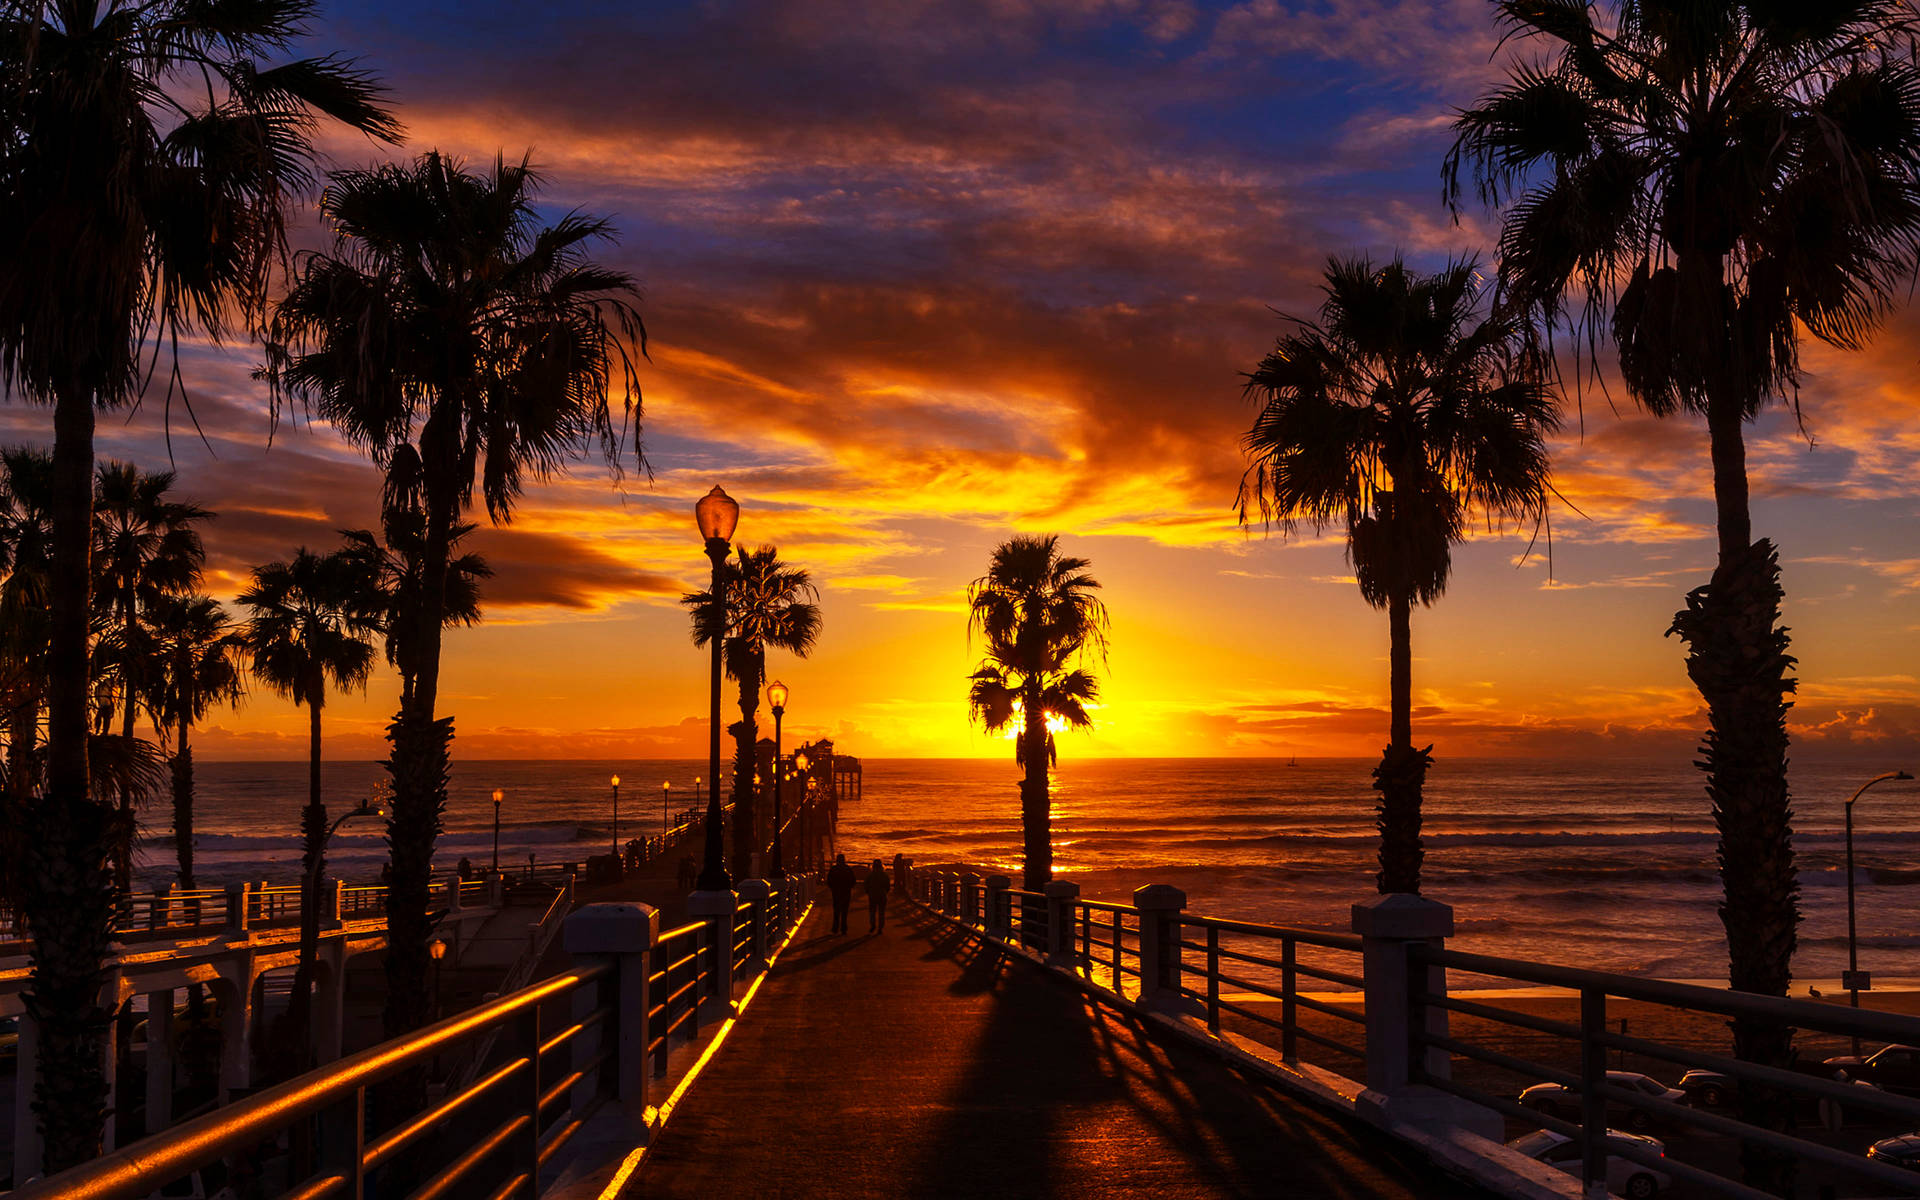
139, 755, 1920, 988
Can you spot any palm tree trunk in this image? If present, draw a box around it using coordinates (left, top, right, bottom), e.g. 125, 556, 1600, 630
1671, 392, 1798, 1192
284, 691, 326, 1080
115, 635, 136, 895
172, 713, 194, 889
1372, 591, 1428, 894
6, 696, 34, 797
730, 651, 760, 881
382, 448, 456, 1045
25, 383, 117, 1170
1020, 684, 1050, 891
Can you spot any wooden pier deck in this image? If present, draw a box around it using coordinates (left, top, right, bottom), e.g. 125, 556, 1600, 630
634, 898, 1485, 1199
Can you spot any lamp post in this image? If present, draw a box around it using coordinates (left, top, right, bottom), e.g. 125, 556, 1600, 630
1846, 769, 1914, 1049
694, 776, 702, 809
768, 680, 789, 879
696, 485, 739, 891
491, 788, 504, 872
662, 780, 672, 844
609, 774, 621, 861
428, 937, 446, 1021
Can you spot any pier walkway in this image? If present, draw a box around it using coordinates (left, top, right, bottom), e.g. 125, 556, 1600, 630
635, 900, 1479, 1199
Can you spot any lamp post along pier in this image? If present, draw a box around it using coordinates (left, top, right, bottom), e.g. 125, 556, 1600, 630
610, 775, 622, 862
491, 788, 504, 873
696, 485, 740, 892
1845, 769, 1913, 1051
768, 680, 789, 879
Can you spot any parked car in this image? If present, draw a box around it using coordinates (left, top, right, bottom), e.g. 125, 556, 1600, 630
1508, 1129, 1671, 1199
1868, 1132, 1920, 1172
1678, 1068, 1730, 1107
1824, 1044, 1920, 1096
1520, 1071, 1686, 1131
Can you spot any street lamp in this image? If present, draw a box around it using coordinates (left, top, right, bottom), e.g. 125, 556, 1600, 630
768, 680, 789, 878
696, 485, 739, 891
610, 774, 621, 862
1845, 769, 1913, 1047
694, 775, 702, 808
491, 788, 505, 872
662, 780, 672, 843
428, 937, 447, 1021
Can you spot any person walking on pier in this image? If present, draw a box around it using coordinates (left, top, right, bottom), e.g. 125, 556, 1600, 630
827, 853, 856, 934
865, 857, 891, 933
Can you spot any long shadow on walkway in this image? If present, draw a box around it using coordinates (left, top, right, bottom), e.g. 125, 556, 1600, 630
636, 902, 1486, 1199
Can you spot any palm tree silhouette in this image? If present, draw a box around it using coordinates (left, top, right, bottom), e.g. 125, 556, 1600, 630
683, 547, 822, 879
1448, 7, 1920, 1178
264, 151, 646, 1039
1238, 256, 1556, 895
142, 596, 245, 891
92, 464, 211, 889
967, 535, 1107, 891
239, 546, 381, 1071
0, 2, 396, 1162
339, 517, 490, 713
0, 448, 54, 799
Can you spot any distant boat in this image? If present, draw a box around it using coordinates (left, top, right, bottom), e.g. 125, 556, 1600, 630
1286, 756, 1297, 767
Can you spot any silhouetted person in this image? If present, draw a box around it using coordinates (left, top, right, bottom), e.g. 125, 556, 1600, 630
865, 857, 890, 933
827, 853, 856, 934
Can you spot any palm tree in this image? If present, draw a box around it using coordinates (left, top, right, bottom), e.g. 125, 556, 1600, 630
1238, 256, 1556, 895
967, 535, 1108, 891
142, 595, 245, 890
264, 151, 646, 1040
0, 1, 397, 1165
339, 514, 490, 712
1446, 6, 1920, 1179
92, 463, 210, 888
683, 547, 822, 878
238, 546, 381, 1071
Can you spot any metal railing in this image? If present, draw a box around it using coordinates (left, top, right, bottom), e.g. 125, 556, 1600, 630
1411, 943, 1920, 1199
16, 871, 822, 1198
1177, 913, 1365, 1066
12, 963, 619, 1200
904, 865, 1920, 1199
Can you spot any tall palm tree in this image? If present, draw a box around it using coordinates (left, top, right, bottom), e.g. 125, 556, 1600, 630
92, 463, 210, 888
142, 595, 245, 890
238, 546, 381, 1070
1238, 256, 1556, 895
1447, 5, 1920, 1179
264, 151, 646, 1040
683, 547, 822, 878
0, 1, 397, 1166
967, 535, 1108, 891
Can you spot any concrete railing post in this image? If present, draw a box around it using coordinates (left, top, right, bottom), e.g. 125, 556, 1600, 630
487, 870, 505, 908
324, 878, 343, 929
1133, 884, 1187, 1011
984, 875, 1011, 941
447, 872, 463, 912
960, 872, 981, 926
226, 882, 251, 932
1043, 880, 1080, 965
563, 902, 658, 1111
685, 889, 738, 1021
1353, 893, 1453, 1095
894, 856, 913, 896
737, 879, 773, 969
145, 987, 174, 1131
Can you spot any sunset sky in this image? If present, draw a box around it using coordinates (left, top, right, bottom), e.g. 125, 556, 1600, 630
6, 0, 1920, 761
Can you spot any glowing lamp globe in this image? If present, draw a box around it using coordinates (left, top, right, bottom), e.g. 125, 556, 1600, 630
610, 774, 621, 788
767, 679, 789, 710
491, 788, 504, 806
695, 486, 740, 543
794, 751, 809, 772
